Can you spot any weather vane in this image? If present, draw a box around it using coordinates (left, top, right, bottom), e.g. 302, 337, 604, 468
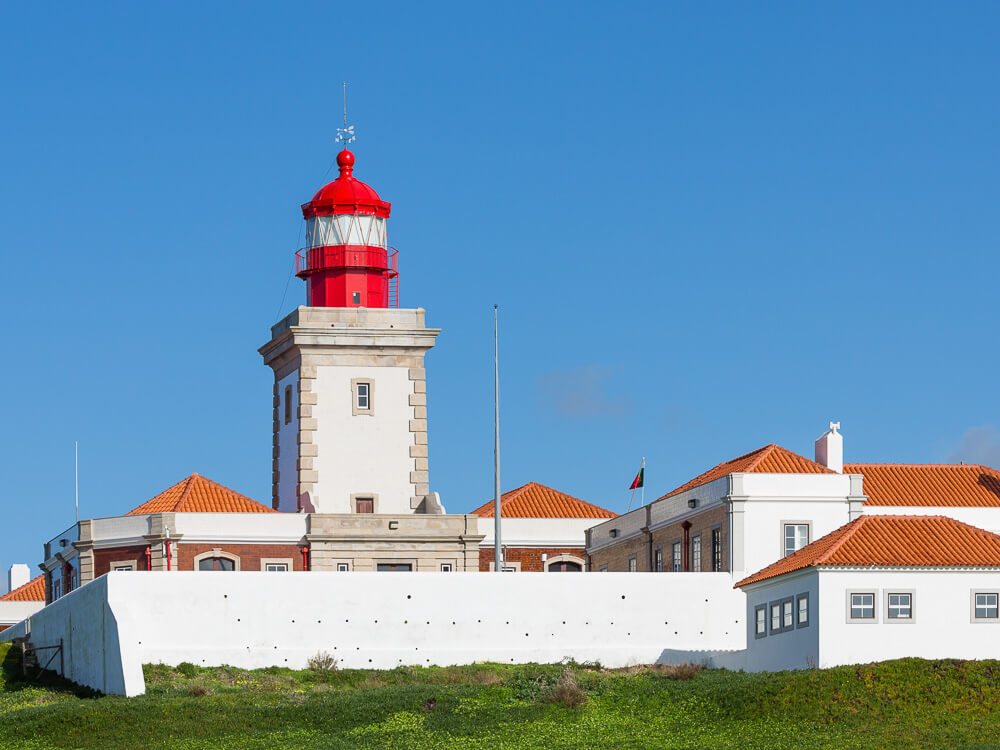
335, 81, 355, 147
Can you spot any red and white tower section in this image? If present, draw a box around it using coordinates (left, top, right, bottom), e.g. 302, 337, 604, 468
261, 149, 443, 517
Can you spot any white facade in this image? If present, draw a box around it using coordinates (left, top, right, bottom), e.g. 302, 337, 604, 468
260, 307, 440, 515
0, 600, 43, 630
2, 571, 746, 696
478, 517, 597, 549
861, 505, 1000, 534
739, 567, 1000, 671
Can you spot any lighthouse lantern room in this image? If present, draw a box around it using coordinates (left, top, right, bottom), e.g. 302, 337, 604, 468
296, 149, 399, 308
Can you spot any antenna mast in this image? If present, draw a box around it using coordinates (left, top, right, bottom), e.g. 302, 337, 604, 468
336, 81, 355, 148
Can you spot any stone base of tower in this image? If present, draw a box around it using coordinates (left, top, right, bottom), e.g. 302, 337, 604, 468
260, 306, 441, 516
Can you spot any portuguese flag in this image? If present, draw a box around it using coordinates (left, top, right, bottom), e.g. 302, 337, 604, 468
629, 465, 644, 490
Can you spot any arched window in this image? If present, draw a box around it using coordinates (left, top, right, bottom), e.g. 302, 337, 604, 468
198, 557, 235, 571
193, 549, 240, 571
548, 560, 583, 572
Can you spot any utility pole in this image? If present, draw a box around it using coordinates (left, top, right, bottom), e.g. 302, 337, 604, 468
493, 305, 503, 571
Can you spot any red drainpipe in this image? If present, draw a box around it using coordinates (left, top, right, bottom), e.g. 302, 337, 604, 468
301, 546, 310, 571
144, 546, 151, 570
682, 521, 692, 572
165, 539, 172, 571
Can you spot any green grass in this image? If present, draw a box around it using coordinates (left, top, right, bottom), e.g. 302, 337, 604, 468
2, 643, 1000, 749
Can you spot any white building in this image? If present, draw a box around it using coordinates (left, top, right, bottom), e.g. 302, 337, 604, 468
734, 514, 1000, 671
0, 568, 45, 633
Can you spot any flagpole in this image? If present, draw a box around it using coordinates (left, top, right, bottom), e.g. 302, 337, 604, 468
640, 456, 645, 507
493, 305, 503, 572
75, 441, 79, 523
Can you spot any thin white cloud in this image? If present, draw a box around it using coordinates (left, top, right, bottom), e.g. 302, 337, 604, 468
537, 365, 632, 420
948, 425, 1000, 468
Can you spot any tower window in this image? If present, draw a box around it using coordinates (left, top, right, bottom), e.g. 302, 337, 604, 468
352, 291, 361, 304
352, 379, 374, 416
355, 497, 374, 513
284, 385, 293, 424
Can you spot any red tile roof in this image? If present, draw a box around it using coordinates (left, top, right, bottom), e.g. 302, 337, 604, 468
0, 575, 45, 602
127, 473, 276, 515
472, 482, 616, 519
659, 444, 834, 500
848, 463, 1000, 507
736, 515, 1000, 587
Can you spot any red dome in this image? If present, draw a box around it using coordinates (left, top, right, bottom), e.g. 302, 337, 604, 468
301, 149, 391, 219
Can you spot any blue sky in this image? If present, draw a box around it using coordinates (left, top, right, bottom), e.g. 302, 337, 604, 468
1, 2, 999, 576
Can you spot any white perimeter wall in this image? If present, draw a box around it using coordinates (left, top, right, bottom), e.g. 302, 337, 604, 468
4, 571, 745, 696
277, 370, 299, 512
0, 576, 140, 695
314, 366, 414, 514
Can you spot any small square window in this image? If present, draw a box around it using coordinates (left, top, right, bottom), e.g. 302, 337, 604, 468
887, 592, 912, 620
113, 565, 134, 572
975, 592, 999, 620
850, 592, 875, 620
599, 564, 608, 572
440, 563, 453, 572
336, 563, 349, 572
355, 497, 374, 514
265, 563, 288, 572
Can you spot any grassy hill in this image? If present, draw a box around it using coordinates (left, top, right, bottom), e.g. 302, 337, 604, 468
2, 642, 1000, 748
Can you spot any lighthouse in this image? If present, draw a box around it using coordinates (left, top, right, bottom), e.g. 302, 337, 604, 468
260, 147, 442, 517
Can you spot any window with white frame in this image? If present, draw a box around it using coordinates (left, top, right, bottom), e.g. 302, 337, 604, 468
796, 593, 809, 627
352, 377, 374, 416
653, 547, 662, 572
113, 565, 134, 572
672, 541, 682, 572
755, 605, 767, 638
782, 599, 794, 629
691, 535, 702, 572
440, 563, 452, 572
770, 602, 781, 633
974, 592, 999, 620
850, 592, 875, 620
599, 564, 608, 572
336, 563, 350, 572
264, 563, 289, 572
711, 528, 723, 571
887, 592, 912, 620
783, 523, 810, 557
627, 555, 637, 572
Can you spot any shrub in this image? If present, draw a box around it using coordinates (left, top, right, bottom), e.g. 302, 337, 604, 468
187, 685, 209, 697
176, 662, 198, 678
548, 670, 587, 709
308, 651, 338, 672
653, 663, 704, 680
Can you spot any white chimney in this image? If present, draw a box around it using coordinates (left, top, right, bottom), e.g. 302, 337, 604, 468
7, 563, 30, 594
815, 421, 843, 473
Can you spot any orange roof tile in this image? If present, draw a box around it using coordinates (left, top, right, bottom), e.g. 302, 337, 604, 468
659, 444, 834, 500
127, 473, 276, 515
472, 482, 616, 519
0, 575, 45, 602
848, 463, 1000, 507
737, 515, 1000, 587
